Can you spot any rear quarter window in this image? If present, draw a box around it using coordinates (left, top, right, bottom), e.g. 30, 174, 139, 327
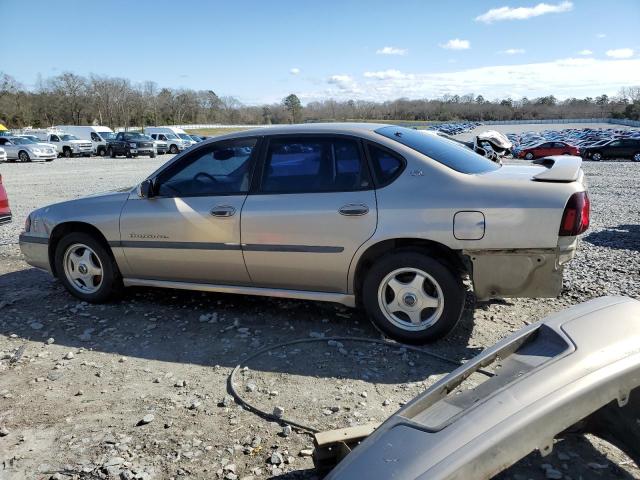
376, 126, 500, 174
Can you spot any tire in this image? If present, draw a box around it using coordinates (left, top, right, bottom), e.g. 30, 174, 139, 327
45, 158, 54, 162
126, 151, 132, 158
633, 152, 640, 162
63, 147, 72, 158
18, 150, 31, 163
150, 152, 156, 158
362, 250, 464, 344
524, 152, 534, 160
108, 147, 115, 158
170, 144, 179, 154
54, 232, 122, 303
98, 147, 106, 157
591, 152, 602, 161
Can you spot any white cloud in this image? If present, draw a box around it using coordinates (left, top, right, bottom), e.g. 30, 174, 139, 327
300, 57, 640, 102
440, 39, 470, 50
606, 48, 634, 59
290, 68, 300, 75
327, 74, 359, 92
578, 49, 593, 56
364, 70, 414, 80
597, 33, 607, 38
476, 1, 573, 23
500, 48, 526, 55
376, 46, 408, 56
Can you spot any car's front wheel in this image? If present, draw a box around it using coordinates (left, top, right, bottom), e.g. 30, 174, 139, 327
18, 150, 31, 162
108, 147, 115, 158
170, 144, 179, 154
63, 147, 72, 158
362, 250, 464, 344
633, 152, 640, 162
524, 152, 534, 160
54, 232, 122, 303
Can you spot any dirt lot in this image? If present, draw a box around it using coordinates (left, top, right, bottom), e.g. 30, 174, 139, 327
1, 153, 639, 480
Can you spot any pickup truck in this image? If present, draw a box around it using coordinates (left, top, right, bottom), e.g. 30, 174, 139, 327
106, 132, 157, 158
33, 132, 92, 158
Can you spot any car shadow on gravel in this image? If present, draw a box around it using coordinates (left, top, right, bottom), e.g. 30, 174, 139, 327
584, 224, 640, 251
0, 267, 482, 384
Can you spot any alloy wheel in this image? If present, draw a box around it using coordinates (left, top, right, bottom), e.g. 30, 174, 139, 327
377, 267, 444, 332
63, 243, 104, 294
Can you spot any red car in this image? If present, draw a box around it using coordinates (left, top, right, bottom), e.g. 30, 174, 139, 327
0, 173, 11, 225
518, 141, 580, 160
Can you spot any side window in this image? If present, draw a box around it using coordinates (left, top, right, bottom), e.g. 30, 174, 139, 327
261, 137, 369, 194
157, 138, 257, 197
553, 142, 566, 148
91, 132, 101, 141
367, 144, 404, 186
159, 135, 166, 140
50, 135, 60, 142
609, 140, 621, 147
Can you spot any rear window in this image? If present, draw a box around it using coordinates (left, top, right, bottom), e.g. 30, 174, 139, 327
375, 126, 500, 174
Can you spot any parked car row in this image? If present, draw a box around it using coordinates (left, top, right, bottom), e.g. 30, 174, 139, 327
0, 126, 209, 162
428, 122, 482, 135
508, 127, 640, 161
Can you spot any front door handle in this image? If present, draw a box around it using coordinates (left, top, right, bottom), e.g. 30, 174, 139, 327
339, 204, 369, 216
210, 205, 236, 217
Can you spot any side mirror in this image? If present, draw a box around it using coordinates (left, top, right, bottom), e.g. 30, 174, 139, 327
138, 179, 154, 198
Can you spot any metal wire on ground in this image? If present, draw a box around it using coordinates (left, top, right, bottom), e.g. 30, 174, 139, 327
227, 336, 493, 434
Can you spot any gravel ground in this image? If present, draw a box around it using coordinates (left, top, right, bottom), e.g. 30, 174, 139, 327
0, 153, 639, 480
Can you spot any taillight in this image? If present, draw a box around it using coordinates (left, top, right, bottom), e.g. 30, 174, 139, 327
559, 192, 590, 236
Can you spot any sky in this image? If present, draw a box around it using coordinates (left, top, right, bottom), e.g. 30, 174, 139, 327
3, 0, 640, 105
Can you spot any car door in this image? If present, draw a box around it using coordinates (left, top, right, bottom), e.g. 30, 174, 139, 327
604, 140, 624, 158
536, 142, 554, 157
0, 138, 15, 159
119, 137, 259, 284
241, 135, 377, 293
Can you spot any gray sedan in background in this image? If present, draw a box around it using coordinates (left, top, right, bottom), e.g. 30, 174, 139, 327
0, 136, 57, 162
19, 123, 589, 343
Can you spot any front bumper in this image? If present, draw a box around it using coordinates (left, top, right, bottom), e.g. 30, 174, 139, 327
32, 152, 57, 161
19, 233, 51, 272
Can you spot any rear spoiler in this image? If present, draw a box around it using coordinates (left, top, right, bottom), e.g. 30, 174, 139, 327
532, 156, 583, 183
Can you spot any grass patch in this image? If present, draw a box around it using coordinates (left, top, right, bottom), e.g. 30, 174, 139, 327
186, 127, 255, 136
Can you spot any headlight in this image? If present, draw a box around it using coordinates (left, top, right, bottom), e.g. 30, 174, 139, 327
129, 142, 137, 148
32, 148, 42, 154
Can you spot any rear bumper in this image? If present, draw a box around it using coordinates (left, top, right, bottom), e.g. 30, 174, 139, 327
465, 241, 577, 300
19, 233, 51, 272
0, 212, 11, 225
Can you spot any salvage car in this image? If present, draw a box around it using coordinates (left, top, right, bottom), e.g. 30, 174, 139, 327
107, 132, 156, 158
0, 136, 57, 162
517, 141, 580, 160
582, 138, 640, 162
323, 296, 640, 479
19, 124, 590, 343
0, 172, 11, 224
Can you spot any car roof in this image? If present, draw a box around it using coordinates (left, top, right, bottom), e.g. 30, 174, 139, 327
210, 122, 390, 140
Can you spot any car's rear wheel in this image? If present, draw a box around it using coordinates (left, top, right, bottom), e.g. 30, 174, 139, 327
170, 144, 179, 154
362, 251, 464, 344
592, 152, 603, 161
633, 152, 640, 162
55, 232, 122, 303
524, 152, 534, 160
18, 150, 30, 162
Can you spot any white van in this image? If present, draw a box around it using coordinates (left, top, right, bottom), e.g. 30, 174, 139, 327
55, 126, 115, 156
143, 127, 195, 153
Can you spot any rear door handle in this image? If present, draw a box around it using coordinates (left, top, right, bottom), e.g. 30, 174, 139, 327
210, 205, 236, 217
339, 204, 369, 216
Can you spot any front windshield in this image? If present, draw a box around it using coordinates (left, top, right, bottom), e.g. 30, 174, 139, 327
11, 137, 35, 144
376, 126, 500, 174
60, 134, 79, 141
165, 133, 179, 140
178, 133, 192, 141
123, 132, 144, 139
99, 132, 115, 141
